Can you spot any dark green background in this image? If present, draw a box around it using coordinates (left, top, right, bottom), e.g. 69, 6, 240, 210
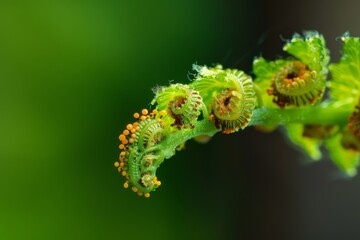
1, 1, 360, 239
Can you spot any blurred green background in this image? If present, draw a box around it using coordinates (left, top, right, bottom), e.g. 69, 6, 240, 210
1, 0, 360, 239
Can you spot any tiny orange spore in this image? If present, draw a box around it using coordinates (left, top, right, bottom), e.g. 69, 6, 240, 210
119, 134, 126, 141
160, 110, 167, 116
142, 109, 149, 115
133, 113, 140, 118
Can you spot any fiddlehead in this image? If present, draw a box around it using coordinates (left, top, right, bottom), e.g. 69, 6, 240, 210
152, 83, 204, 129
115, 109, 167, 197
253, 31, 329, 108
115, 32, 360, 197
191, 65, 256, 133
268, 61, 322, 107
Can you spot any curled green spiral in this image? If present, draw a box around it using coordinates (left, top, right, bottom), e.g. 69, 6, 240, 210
152, 84, 204, 129
191, 65, 256, 133
253, 31, 329, 109
268, 61, 324, 108
115, 109, 167, 197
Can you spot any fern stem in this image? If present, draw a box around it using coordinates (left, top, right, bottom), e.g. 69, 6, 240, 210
161, 102, 353, 155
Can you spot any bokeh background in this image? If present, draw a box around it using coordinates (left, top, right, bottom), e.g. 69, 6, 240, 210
1, 0, 360, 239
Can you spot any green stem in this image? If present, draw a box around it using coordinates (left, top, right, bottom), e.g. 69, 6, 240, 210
160, 102, 354, 158
161, 120, 218, 159
250, 104, 353, 126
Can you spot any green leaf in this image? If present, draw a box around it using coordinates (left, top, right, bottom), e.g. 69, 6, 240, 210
190, 65, 229, 106
329, 34, 360, 105
284, 31, 329, 75
325, 133, 359, 177
285, 124, 322, 161
253, 57, 290, 84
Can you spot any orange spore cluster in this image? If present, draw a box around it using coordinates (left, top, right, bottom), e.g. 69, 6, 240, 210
277, 62, 309, 90
153, 177, 161, 187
